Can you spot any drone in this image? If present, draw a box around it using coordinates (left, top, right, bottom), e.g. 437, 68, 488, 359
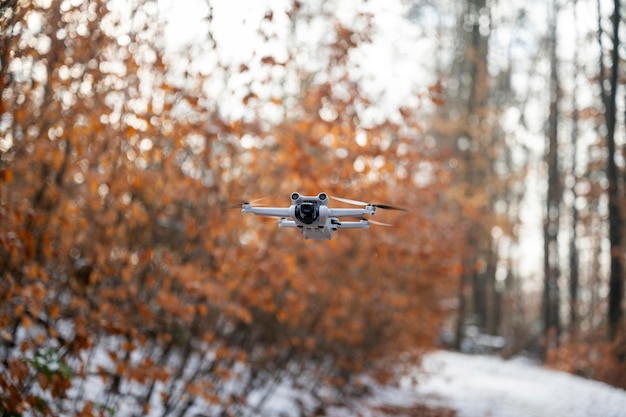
240, 192, 406, 240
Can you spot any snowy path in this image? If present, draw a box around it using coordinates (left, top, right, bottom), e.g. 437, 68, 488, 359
399, 351, 626, 417
328, 351, 626, 417
263, 350, 626, 417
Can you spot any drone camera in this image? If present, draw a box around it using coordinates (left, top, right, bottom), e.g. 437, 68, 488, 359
295, 202, 319, 224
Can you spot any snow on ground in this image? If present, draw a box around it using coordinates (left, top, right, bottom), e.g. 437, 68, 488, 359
71, 346, 626, 417
370, 350, 626, 417
420, 351, 626, 417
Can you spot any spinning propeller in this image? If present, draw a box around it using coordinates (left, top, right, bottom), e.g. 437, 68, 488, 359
331, 196, 408, 212
230, 198, 266, 209
360, 218, 393, 227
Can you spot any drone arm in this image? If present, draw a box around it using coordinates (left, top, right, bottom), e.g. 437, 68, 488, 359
336, 220, 370, 229
327, 207, 375, 218
242, 206, 291, 217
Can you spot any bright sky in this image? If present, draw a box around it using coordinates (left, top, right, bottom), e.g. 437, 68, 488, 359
158, 0, 435, 116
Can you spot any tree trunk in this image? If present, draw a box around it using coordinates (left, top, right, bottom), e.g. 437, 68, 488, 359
452, 0, 491, 349
599, 0, 623, 341
543, 0, 561, 355
568, 0, 580, 336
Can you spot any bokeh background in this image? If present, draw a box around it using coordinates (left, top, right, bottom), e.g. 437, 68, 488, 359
1, 0, 625, 415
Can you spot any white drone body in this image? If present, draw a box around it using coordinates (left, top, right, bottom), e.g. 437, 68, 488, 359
241, 192, 403, 240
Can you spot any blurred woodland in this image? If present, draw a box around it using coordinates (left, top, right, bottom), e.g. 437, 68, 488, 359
0, 0, 625, 416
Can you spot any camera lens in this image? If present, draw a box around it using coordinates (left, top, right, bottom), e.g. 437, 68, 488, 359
296, 203, 318, 224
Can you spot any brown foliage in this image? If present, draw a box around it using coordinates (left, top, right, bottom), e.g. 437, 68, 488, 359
0, 0, 461, 415
546, 330, 626, 390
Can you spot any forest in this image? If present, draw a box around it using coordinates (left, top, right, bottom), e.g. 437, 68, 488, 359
0, 0, 625, 416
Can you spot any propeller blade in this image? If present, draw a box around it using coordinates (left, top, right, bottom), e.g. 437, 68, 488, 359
331, 196, 369, 206
228, 198, 267, 209
331, 196, 407, 211
373, 204, 408, 211
367, 219, 394, 227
